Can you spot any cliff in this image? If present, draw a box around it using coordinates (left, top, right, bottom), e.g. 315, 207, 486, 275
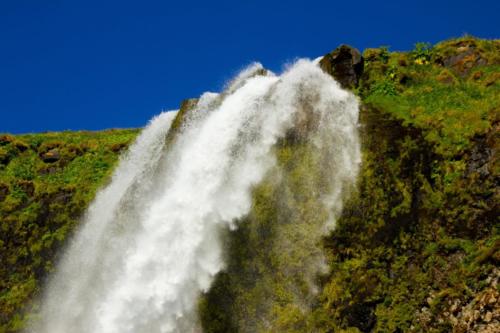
0, 36, 498, 332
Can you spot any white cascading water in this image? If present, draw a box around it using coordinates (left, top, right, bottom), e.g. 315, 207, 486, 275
31, 59, 360, 333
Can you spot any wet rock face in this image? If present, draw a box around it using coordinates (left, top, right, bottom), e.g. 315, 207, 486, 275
179, 98, 199, 113
466, 121, 498, 179
320, 45, 364, 89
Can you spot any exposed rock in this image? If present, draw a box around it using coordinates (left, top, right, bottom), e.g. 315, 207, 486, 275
415, 268, 500, 333
466, 123, 498, 178
179, 98, 198, 112
438, 42, 488, 77
169, 98, 198, 133
41, 148, 61, 163
319, 45, 364, 89
110, 142, 128, 153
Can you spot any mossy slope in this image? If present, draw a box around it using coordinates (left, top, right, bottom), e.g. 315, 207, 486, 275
323, 36, 499, 332
0, 36, 499, 333
201, 36, 499, 332
0, 129, 138, 332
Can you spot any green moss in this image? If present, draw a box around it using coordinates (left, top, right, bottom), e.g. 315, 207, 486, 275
200, 36, 499, 332
0, 129, 138, 332
200, 139, 335, 332
316, 36, 499, 332
361, 38, 499, 158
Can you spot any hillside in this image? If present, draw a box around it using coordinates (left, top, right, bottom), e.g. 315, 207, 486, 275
0, 130, 139, 331
0, 36, 499, 332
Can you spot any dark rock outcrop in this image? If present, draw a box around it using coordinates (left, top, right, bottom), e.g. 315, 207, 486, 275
41, 148, 61, 163
110, 142, 128, 153
168, 98, 199, 137
436, 40, 488, 76
320, 45, 364, 89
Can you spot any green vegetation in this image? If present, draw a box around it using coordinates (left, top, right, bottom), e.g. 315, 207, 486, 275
0, 36, 498, 332
315, 36, 499, 332
200, 140, 335, 332
201, 36, 499, 332
0, 129, 138, 332
361, 37, 499, 157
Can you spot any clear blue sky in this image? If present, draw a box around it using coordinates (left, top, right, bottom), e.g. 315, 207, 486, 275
1, 0, 499, 133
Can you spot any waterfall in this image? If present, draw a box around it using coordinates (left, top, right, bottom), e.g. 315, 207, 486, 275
31, 59, 360, 333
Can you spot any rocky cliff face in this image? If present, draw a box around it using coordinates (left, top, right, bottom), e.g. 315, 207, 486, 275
319, 44, 364, 89
0, 37, 498, 333
198, 37, 499, 333
311, 37, 499, 333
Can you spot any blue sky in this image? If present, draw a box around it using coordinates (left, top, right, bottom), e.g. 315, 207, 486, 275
1, 0, 499, 133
